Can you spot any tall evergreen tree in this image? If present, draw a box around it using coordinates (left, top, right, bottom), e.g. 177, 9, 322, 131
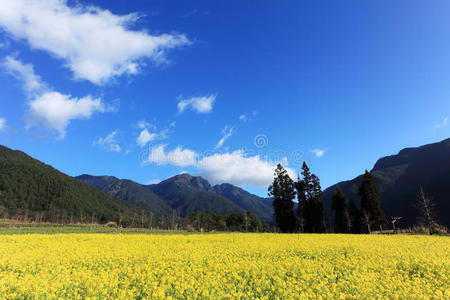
348, 198, 362, 233
296, 162, 327, 233
358, 171, 385, 232
331, 187, 348, 233
269, 164, 296, 233
294, 176, 306, 233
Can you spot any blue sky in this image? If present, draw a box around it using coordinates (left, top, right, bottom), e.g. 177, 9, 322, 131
0, 0, 449, 196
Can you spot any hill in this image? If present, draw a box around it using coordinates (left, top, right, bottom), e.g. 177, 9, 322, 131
0, 145, 137, 223
78, 173, 274, 223
322, 138, 450, 227
77, 175, 170, 215
213, 183, 273, 223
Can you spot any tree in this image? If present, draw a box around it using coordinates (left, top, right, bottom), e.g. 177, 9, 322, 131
331, 187, 348, 233
358, 171, 385, 232
294, 176, 306, 233
269, 164, 296, 233
415, 186, 438, 235
348, 199, 362, 233
296, 163, 327, 233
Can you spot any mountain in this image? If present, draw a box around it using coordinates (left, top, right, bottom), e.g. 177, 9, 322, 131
0, 145, 137, 223
76, 175, 170, 215
147, 174, 245, 216
323, 138, 450, 228
213, 183, 273, 223
78, 173, 274, 223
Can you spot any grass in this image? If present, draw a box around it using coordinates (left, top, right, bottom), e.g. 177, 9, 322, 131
0, 219, 188, 235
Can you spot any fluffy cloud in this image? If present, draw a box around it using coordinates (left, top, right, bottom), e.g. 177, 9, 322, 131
3, 56, 110, 138
177, 95, 215, 114
198, 150, 295, 187
0, 118, 6, 131
28, 92, 105, 138
215, 126, 234, 149
3, 56, 46, 94
145, 144, 197, 167
0, 0, 190, 84
137, 128, 157, 147
93, 130, 121, 152
311, 149, 326, 158
142, 145, 296, 187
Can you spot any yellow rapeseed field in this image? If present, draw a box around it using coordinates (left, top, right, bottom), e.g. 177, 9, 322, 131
0, 233, 448, 299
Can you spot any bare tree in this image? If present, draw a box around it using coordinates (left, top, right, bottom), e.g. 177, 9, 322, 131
149, 212, 153, 230
131, 213, 136, 228
362, 211, 372, 234
344, 208, 352, 233
243, 212, 249, 233
390, 217, 402, 233
141, 209, 145, 228
415, 186, 438, 235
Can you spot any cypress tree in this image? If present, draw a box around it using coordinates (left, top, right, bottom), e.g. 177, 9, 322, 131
331, 187, 348, 233
269, 164, 296, 233
294, 176, 306, 233
358, 170, 385, 232
348, 198, 362, 233
296, 162, 327, 233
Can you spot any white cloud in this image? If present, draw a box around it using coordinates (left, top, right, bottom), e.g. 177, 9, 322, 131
137, 120, 155, 130
215, 126, 234, 149
198, 150, 296, 187
3, 57, 110, 138
310, 149, 326, 158
0, 118, 6, 131
434, 117, 448, 130
3, 56, 47, 95
177, 95, 215, 114
145, 144, 197, 167
27, 91, 105, 138
137, 128, 157, 147
142, 144, 296, 187
0, 0, 190, 84
93, 130, 121, 152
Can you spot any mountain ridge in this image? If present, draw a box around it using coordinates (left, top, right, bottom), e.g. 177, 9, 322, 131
322, 138, 450, 227
77, 173, 275, 224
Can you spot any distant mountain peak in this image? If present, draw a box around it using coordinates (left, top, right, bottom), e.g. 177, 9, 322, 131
160, 173, 214, 192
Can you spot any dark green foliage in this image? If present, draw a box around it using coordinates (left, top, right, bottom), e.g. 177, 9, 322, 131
269, 164, 296, 233
331, 187, 348, 233
358, 170, 386, 232
296, 162, 327, 233
0, 145, 138, 224
348, 199, 362, 233
186, 211, 270, 232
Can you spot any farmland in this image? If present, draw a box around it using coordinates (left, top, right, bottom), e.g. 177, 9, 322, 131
0, 233, 448, 299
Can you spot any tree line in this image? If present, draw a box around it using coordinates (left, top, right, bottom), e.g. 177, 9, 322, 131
269, 163, 386, 234
269, 163, 444, 234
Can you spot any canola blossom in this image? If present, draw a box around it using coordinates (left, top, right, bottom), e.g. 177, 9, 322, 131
0, 233, 448, 299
